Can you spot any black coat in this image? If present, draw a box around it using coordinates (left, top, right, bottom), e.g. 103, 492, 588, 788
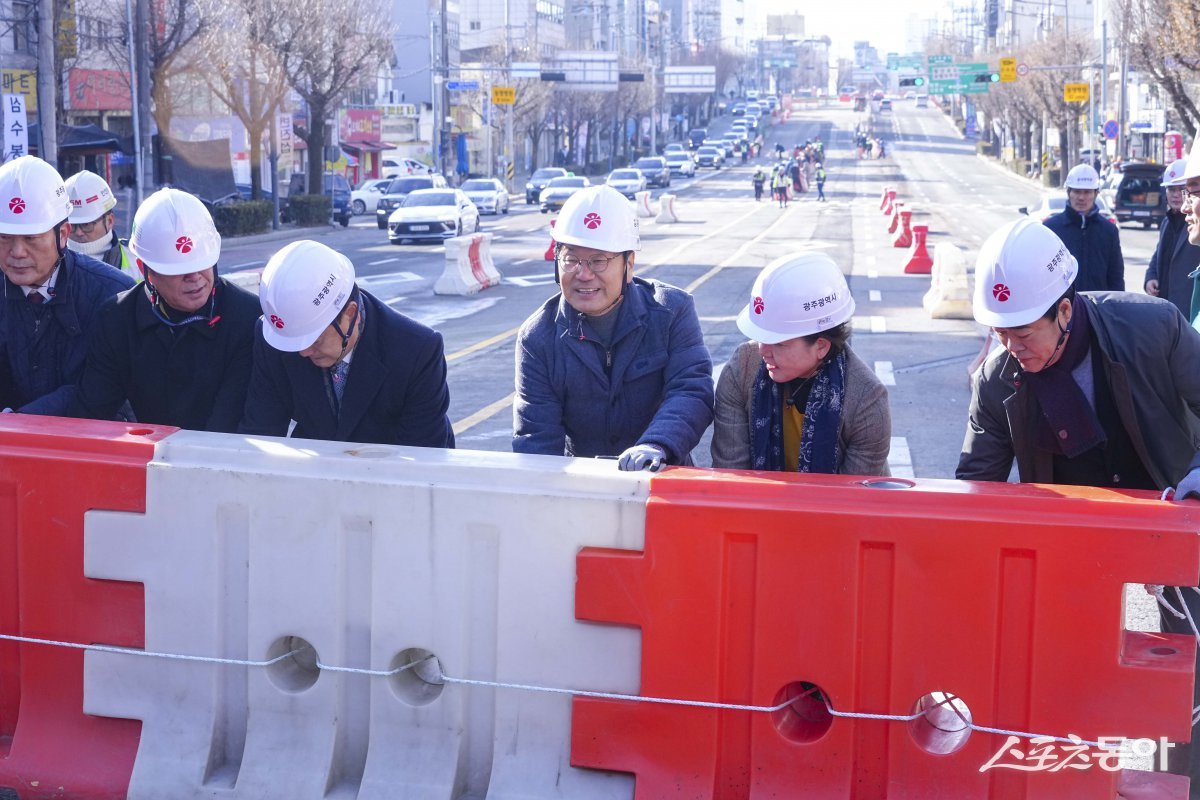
2, 251, 135, 414
1144, 210, 1200, 318
70, 277, 260, 432
239, 289, 454, 448
1043, 204, 1125, 292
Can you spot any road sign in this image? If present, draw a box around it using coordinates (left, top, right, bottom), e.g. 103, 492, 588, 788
1104, 119, 1119, 140
999, 57, 1016, 83
491, 86, 515, 105
446, 80, 479, 91
1016, 62, 1029, 77
928, 54, 953, 65
1063, 82, 1089, 103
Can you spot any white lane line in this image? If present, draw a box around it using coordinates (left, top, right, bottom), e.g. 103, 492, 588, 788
888, 436, 915, 479
227, 261, 264, 271
875, 360, 896, 386
871, 316, 886, 333
360, 272, 422, 285
867, 269, 879, 279
869, 290, 882, 302
512, 258, 534, 265
368, 257, 399, 266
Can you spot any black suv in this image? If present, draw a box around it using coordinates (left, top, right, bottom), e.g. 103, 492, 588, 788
525, 167, 568, 204
1111, 163, 1167, 228
633, 157, 671, 188
375, 174, 449, 229
687, 128, 708, 149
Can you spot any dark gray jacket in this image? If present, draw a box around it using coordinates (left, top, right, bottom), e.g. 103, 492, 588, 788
1144, 210, 1200, 319
957, 292, 1200, 488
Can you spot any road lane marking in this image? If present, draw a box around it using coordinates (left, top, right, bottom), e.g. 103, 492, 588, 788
870, 316, 886, 333
368, 257, 399, 265
361, 272, 421, 284
869, 290, 882, 302
875, 361, 896, 386
453, 391, 516, 436
888, 436, 914, 479
684, 206, 798, 293
867, 269, 879, 279
447, 325, 523, 362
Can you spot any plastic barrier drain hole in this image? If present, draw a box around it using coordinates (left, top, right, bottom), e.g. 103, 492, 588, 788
389, 647, 444, 706
265, 636, 320, 693
771, 681, 833, 743
1151, 646, 1179, 656
908, 691, 973, 755
860, 479, 915, 490
126, 427, 155, 436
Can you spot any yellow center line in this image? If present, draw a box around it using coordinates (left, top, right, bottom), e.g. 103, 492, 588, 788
446, 325, 523, 362
452, 391, 516, 436
684, 205, 797, 294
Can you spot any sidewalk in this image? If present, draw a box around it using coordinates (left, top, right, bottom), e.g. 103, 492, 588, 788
221, 220, 351, 253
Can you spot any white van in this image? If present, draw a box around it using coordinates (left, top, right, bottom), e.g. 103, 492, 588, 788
915, 95, 929, 108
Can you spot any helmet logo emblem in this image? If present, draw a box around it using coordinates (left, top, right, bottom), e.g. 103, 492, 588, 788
992, 283, 1011, 302
175, 236, 193, 254
752, 296, 765, 315
8, 197, 24, 214
583, 212, 602, 229
269, 314, 285, 329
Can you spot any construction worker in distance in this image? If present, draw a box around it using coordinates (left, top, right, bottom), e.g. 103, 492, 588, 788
958, 216, 1200, 786
1144, 158, 1200, 321
1041, 163, 1124, 291
710, 253, 891, 475
815, 162, 827, 202
64, 170, 134, 276
771, 167, 788, 208
0, 156, 135, 415
752, 166, 766, 201
239, 239, 454, 447
512, 184, 713, 471
67, 188, 260, 431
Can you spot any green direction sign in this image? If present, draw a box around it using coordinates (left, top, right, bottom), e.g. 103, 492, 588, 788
928, 55, 953, 65
929, 61, 994, 95
888, 54, 924, 70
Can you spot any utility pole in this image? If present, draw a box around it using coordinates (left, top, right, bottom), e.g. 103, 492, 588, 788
440, 0, 452, 180
36, 0, 56, 165
123, 0, 143, 209
1117, 42, 1127, 161
135, 0, 152, 189
503, 0, 514, 191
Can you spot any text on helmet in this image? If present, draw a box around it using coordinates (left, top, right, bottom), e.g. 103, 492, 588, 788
1047, 247, 1067, 273
802, 292, 839, 312
313, 273, 338, 306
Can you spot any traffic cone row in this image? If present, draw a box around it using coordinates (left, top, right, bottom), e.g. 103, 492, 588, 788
880, 186, 933, 273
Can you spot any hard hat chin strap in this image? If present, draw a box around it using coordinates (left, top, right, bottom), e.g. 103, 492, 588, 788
330, 287, 362, 361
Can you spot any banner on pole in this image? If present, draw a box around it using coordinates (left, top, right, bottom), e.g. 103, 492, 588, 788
4, 94, 28, 162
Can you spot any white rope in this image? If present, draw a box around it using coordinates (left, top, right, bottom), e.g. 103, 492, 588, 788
0, 632, 304, 668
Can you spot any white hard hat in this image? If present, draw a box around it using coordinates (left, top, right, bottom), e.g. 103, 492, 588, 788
1163, 158, 1190, 187
736, 252, 855, 343
0, 156, 71, 234
554, 185, 640, 253
1064, 164, 1100, 190
65, 170, 117, 223
259, 240, 356, 352
973, 219, 1078, 328
128, 188, 221, 276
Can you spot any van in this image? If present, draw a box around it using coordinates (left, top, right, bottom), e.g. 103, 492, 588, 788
687, 128, 708, 149
1111, 162, 1167, 228
915, 95, 929, 108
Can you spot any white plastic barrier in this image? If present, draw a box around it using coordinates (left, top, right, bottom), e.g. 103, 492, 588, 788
83, 434, 644, 799
655, 194, 679, 224
634, 190, 654, 218
434, 233, 502, 296
922, 242, 973, 320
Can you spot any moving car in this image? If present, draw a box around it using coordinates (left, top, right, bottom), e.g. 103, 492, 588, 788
387, 188, 479, 243
695, 146, 724, 169
633, 156, 671, 188
539, 176, 591, 213
879, 98, 893, 112
461, 178, 510, 215
687, 128, 708, 149
525, 167, 568, 204
663, 143, 686, 155
704, 138, 732, 159
376, 174, 449, 228
732, 102, 746, 116
1109, 162, 1167, 228
1018, 195, 1119, 227
350, 178, 391, 215
606, 168, 647, 199
664, 151, 696, 176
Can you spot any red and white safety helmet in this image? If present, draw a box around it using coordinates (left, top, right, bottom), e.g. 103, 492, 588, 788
973, 218, 1078, 328
0, 156, 71, 235
1162, 159, 1189, 188
737, 252, 855, 343
554, 185, 640, 253
65, 170, 118, 224
128, 188, 221, 276
259, 240, 356, 352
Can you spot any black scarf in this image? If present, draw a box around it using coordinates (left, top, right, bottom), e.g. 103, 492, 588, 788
1024, 296, 1105, 457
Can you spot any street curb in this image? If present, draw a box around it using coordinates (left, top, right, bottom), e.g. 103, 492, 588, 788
222, 222, 347, 251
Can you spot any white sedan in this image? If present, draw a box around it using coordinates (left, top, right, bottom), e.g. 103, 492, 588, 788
605, 168, 647, 199
387, 188, 480, 243
350, 178, 391, 215
461, 178, 510, 215
664, 152, 696, 176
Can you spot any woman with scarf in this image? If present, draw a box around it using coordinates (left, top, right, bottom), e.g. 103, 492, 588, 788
710, 253, 892, 475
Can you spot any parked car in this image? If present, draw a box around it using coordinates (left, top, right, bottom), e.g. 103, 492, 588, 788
525, 167, 568, 204
539, 176, 591, 213
664, 151, 696, 176
350, 178, 391, 215
1109, 162, 1167, 228
382, 157, 433, 178
687, 128, 708, 149
284, 172, 351, 227
633, 156, 671, 188
695, 146, 724, 169
234, 184, 274, 202
606, 168, 647, 198
387, 188, 479, 243
460, 178, 510, 215
1018, 195, 1119, 227
375, 174, 449, 228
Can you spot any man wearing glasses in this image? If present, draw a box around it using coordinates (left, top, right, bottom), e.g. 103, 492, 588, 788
1144, 159, 1199, 321
512, 185, 713, 471
64, 170, 135, 276
1182, 150, 1200, 329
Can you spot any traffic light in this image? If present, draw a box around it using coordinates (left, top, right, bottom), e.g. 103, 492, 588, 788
974, 72, 1001, 83
899, 76, 926, 87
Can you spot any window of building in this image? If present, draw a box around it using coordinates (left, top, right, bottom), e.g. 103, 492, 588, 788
12, 0, 35, 54
536, 0, 563, 24
469, 20, 480, 30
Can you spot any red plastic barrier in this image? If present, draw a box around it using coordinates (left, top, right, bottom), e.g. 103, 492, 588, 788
880, 185, 891, 210
905, 224, 934, 274
573, 470, 1199, 799
882, 189, 896, 216
887, 202, 903, 234
893, 209, 914, 247
543, 219, 557, 261
0, 416, 175, 799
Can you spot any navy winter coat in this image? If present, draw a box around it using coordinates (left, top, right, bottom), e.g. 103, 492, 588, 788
1043, 204, 1125, 292
513, 276, 714, 462
1, 251, 135, 414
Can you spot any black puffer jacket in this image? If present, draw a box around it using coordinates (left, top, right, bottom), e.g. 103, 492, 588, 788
1043, 204, 1125, 292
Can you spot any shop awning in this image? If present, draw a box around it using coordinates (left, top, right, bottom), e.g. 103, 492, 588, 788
341, 140, 394, 153
28, 123, 123, 154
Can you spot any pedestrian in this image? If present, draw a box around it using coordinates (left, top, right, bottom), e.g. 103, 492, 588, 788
816, 163, 826, 202
67, 188, 259, 431
0, 156, 135, 415
957, 217, 1200, 788
772, 169, 788, 208
512, 185, 713, 471
1144, 159, 1199, 320
752, 166, 766, 202
64, 170, 135, 277
239, 239, 454, 447
711, 253, 891, 474
1042, 164, 1125, 292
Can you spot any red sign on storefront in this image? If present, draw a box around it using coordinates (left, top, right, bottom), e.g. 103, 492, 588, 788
338, 109, 381, 143
68, 69, 131, 111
